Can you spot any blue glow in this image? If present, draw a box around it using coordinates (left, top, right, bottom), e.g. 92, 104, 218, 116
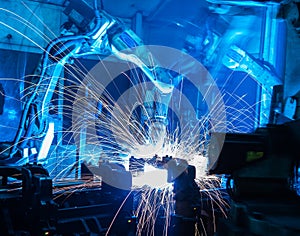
0, 0, 298, 172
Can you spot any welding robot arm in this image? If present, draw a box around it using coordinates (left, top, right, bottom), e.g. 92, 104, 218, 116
107, 20, 182, 142
222, 45, 282, 126
8, 8, 180, 163
8, 34, 91, 163
222, 45, 282, 88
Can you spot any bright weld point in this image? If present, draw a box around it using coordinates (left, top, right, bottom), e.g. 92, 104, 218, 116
132, 164, 169, 188
128, 220, 132, 223
45, 232, 50, 236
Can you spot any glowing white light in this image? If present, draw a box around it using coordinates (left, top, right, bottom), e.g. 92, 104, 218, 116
31, 147, 37, 155
132, 163, 169, 189
23, 148, 29, 158
38, 122, 54, 161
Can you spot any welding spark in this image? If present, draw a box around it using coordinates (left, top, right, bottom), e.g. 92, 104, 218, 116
0, 4, 268, 236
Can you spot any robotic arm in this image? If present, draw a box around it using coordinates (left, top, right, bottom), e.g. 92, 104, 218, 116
222, 45, 282, 126
7, 6, 180, 164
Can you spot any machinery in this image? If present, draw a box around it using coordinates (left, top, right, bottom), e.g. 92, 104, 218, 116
205, 1, 300, 235
0, 0, 300, 235
1, 1, 180, 166
0, 0, 210, 235
0, 1, 177, 235
208, 121, 300, 235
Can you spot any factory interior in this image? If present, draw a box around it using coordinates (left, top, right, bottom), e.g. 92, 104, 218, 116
0, 0, 300, 235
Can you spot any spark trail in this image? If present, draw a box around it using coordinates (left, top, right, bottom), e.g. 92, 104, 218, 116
0, 3, 267, 236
